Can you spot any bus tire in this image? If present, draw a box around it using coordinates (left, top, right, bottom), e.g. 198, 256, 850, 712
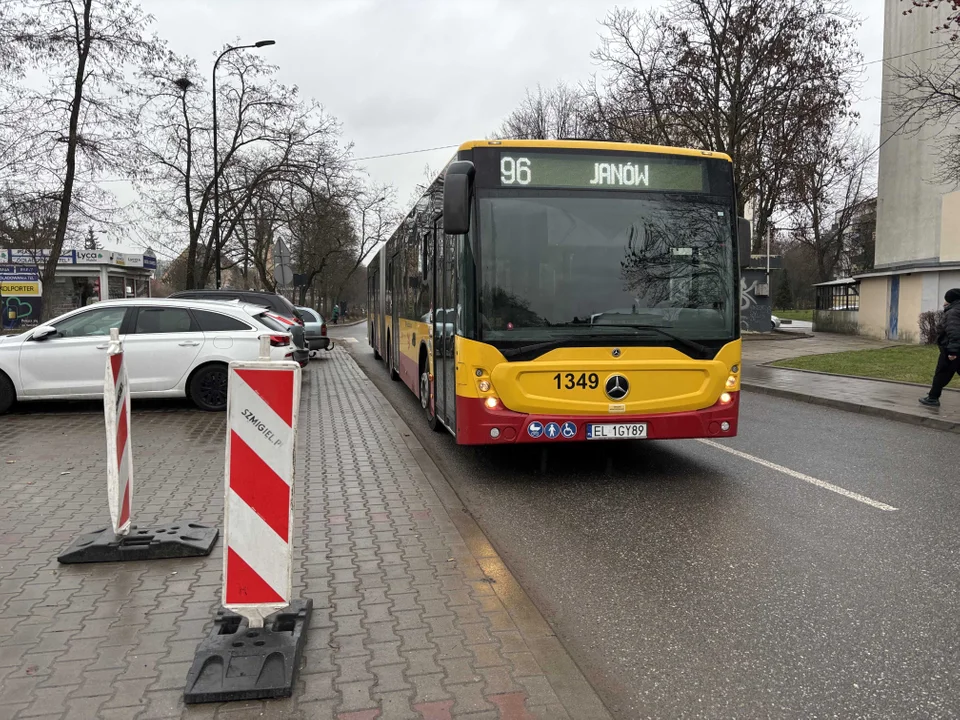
420, 348, 440, 432
387, 334, 399, 381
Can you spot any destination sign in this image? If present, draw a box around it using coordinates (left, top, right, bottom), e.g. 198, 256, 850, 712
498, 152, 708, 192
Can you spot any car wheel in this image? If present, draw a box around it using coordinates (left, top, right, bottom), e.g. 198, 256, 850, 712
189, 364, 229, 412
0, 373, 15, 414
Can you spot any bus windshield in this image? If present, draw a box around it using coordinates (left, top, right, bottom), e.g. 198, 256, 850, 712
477, 191, 736, 343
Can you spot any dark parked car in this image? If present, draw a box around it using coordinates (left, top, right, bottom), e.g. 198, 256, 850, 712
257, 312, 309, 367
169, 290, 304, 324
296, 306, 332, 355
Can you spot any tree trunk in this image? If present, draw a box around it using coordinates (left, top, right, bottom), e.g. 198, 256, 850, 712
41, 0, 92, 321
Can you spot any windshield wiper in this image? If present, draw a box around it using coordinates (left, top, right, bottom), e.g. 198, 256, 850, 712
499, 327, 712, 359
592, 323, 712, 357
500, 334, 621, 358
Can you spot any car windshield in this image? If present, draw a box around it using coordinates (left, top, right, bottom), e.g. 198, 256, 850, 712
477, 192, 736, 342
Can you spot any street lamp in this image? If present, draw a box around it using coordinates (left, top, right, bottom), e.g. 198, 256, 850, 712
212, 39, 276, 289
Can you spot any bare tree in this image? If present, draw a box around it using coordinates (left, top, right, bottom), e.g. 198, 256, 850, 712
784, 126, 875, 282
888, 41, 960, 186
228, 176, 284, 291
0, 191, 58, 256
134, 49, 340, 289
5, 0, 163, 318
589, 0, 862, 250
495, 82, 591, 140
901, 0, 960, 40
284, 153, 394, 310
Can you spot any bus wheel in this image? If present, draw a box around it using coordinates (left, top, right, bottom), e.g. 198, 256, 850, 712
420, 360, 440, 432
387, 336, 399, 381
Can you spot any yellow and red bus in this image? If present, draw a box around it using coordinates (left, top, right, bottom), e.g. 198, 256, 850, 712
368, 140, 750, 445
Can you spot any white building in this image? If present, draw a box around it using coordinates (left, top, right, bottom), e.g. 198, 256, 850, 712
855, 0, 960, 341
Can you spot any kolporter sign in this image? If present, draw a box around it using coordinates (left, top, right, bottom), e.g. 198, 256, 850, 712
498, 152, 708, 192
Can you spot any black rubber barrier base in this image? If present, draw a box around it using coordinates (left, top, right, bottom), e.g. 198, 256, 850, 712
183, 599, 312, 704
57, 523, 219, 564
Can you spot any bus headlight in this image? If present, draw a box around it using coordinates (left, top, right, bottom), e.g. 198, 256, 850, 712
720, 392, 732, 405
725, 375, 737, 389
479, 380, 491, 392
485, 397, 500, 409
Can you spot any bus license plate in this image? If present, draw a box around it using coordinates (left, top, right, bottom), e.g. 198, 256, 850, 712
586, 423, 648, 440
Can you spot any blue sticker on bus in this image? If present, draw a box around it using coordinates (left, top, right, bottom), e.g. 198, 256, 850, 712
560, 421, 577, 439
527, 421, 544, 439
545, 422, 561, 439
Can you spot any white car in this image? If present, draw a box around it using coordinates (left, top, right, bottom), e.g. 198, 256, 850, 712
771, 314, 781, 329
0, 298, 295, 414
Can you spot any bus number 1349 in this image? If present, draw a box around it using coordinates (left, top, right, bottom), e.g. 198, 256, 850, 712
554, 373, 600, 390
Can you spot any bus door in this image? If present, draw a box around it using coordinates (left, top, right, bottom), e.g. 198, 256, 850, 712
438, 227, 457, 429
388, 256, 399, 371
428, 227, 441, 419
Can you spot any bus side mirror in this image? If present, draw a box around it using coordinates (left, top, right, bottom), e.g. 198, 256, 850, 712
443, 161, 476, 235
738, 217, 751, 268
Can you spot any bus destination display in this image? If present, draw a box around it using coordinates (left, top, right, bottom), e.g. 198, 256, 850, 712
499, 152, 707, 192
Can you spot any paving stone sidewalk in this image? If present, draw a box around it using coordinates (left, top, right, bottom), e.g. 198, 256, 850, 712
0, 349, 610, 719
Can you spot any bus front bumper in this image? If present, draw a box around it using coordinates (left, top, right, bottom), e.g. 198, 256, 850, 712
455, 392, 739, 445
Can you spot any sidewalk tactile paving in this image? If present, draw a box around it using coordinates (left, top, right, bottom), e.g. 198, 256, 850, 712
0, 348, 610, 719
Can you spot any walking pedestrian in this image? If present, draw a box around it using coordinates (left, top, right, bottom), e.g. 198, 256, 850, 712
919, 288, 960, 407
331, 304, 340, 325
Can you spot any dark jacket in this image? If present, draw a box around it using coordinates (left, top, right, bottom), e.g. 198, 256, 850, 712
938, 300, 960, 354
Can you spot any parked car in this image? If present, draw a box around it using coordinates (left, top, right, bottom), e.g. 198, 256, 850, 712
169, 289, 305, 325
168, 290, 309, 365
296, 306, 332, 355
0, 299, 295, 414
771, 314, 781, 329
257, 312, 310, 367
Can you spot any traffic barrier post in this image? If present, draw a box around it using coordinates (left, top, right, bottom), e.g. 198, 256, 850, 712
184, 336, 312, 704
58, 328, 219, 563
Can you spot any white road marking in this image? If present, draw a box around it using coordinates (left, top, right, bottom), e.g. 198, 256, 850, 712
341, 337, 358, 343
697, 439, 898, 512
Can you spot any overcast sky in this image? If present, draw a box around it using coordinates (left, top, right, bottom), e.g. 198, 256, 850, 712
133, 0, 885, 254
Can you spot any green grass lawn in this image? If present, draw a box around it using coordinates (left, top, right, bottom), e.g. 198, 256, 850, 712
773, 309, 813, 322
772, 345, 960, 388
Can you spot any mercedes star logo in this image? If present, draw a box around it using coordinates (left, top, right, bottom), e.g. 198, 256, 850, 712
605, 374, 630, 401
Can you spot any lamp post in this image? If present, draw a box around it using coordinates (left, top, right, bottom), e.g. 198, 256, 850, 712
212, 39, 275, 289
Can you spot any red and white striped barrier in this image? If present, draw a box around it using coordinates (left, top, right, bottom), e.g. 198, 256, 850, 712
104, 328, 133, 536
223, 338, 301, 627
58, 327, 219, 565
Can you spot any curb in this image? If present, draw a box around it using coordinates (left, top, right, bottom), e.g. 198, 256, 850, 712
338, 347, 614, 720
331, 319, 366, 328
757, 360, 960, 394
741, 381, 960, 434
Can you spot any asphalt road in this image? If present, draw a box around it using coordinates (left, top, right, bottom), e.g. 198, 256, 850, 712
330, 322, 960, 720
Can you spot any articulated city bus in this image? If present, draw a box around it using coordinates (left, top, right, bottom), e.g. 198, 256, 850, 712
368, 140, 750, 445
